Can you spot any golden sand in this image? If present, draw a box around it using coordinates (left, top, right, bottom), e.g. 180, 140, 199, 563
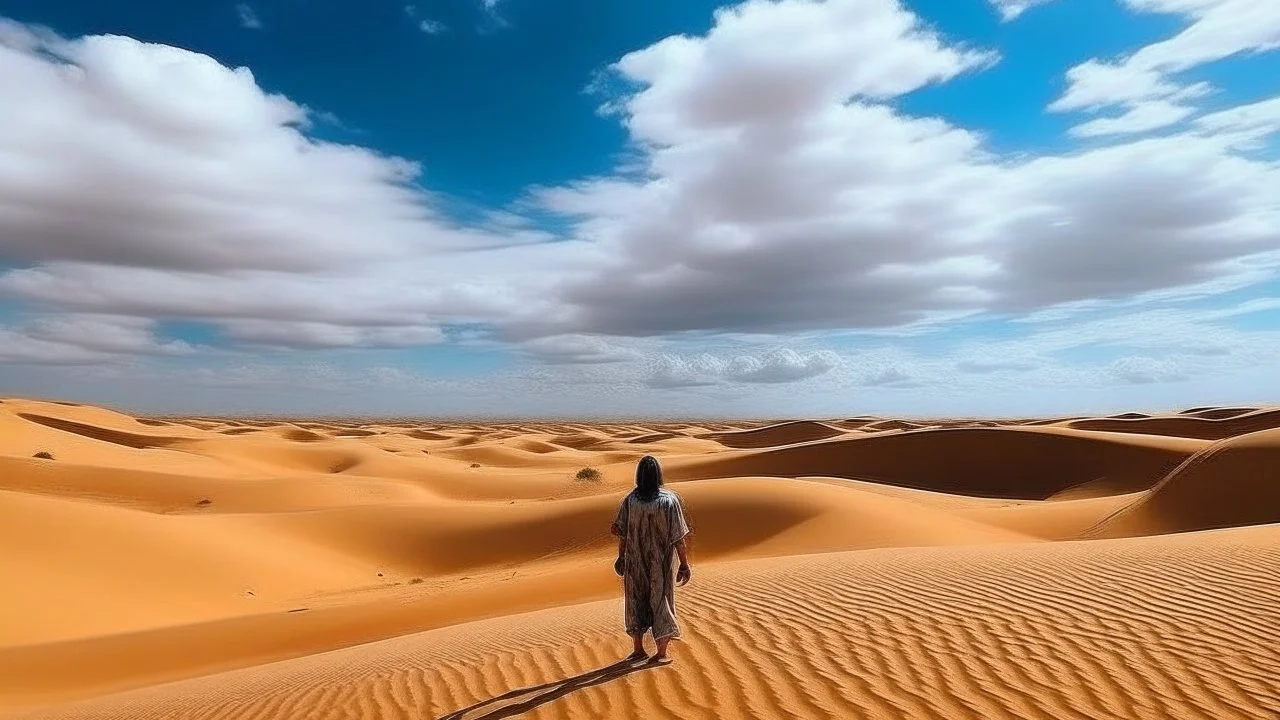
1, 398, 1278, 719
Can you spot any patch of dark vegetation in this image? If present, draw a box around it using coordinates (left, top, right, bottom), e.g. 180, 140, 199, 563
33, 451, 54, 460
470, 463, 481, 468
409, 577, 424, 585
196, 498, 212, 507
574, 467, 603, 482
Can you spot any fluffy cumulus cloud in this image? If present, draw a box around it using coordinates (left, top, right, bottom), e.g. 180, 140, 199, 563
724, 348, 839, 383
0, 19, 578, 357
644, 348, 840, 388
536, 0, 1280, 339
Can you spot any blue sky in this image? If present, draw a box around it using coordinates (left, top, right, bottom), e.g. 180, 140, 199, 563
0, 0, 1276, 418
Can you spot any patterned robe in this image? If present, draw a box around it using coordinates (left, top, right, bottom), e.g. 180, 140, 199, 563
612, 488, 690, 640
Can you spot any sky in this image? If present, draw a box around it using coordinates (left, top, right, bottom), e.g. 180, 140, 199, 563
0, 0, 1277, 418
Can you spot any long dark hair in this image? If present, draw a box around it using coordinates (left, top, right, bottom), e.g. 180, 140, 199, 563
635, 455, 664, 502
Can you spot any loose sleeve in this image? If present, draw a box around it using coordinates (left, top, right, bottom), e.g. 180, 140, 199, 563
611, 495, 630, 537
668, 495, 690, 545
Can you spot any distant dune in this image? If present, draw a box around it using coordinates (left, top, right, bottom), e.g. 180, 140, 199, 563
670, 425, 1205, 499
1065, 407, 1280, 440
701, 420, 845, 448
2, 398, 1279, 719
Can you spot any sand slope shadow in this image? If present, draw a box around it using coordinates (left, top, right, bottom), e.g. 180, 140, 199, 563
17, 413, 188, 450
439, 659, 657, 720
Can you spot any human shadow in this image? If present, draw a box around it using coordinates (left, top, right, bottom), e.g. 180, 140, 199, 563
437, 658, 660, 720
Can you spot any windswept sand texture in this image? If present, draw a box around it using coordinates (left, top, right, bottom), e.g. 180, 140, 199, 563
2, 398, 1279, 719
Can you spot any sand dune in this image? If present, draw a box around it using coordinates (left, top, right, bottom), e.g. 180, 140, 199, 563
670, 426, 1205, 499
1090, 427, 1280, 538
702, 421, 845, 449
3, 398, 1280, 719
1179, 406, 1258, 419
1065, 407, 1280, 440
0, 489, 377, 646
18, 526, 1280, 720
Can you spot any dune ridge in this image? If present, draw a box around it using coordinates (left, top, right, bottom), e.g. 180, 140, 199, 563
670, 426, 1205, 499
1089, 426, 1280, 538
702, 421, 845, 449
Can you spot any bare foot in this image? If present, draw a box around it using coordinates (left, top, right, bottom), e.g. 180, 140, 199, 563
626, 649, 648, 661
650, 655, 673, 665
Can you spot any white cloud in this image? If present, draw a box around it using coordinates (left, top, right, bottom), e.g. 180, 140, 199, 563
0, 21, 580, 350
0, 314, 191, 364
22, 314, 192, 355
989, 0, 1056, 21
235, 3, 262, 30
1067, 100, 1194, 137
860, 367, 920, 387
644, 348, 841, 388
218, 320, 445, 349
724, 348, 839, 383
533, 0, 1279, 338
1194, 95, 1280, 146
0, 329, 114, 365
646, 354, 726, 389
419, 19, 447, 34
0, 24, 452, 273
1053, 0, 1280, 113
477, 0, 509, 29
519, 334, 641, 364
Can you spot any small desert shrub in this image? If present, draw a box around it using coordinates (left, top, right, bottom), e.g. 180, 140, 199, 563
470, 463, 481, 468
409, 577, 424, 585
196, 498, 212, 507
575, 467, 603, 483
33, 451, 54, 460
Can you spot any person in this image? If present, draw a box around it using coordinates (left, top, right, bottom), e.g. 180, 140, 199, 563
611, 455, 691, 664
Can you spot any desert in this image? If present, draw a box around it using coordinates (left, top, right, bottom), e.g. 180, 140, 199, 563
2, 0, 1280, 716
2, 397, 1278, 719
